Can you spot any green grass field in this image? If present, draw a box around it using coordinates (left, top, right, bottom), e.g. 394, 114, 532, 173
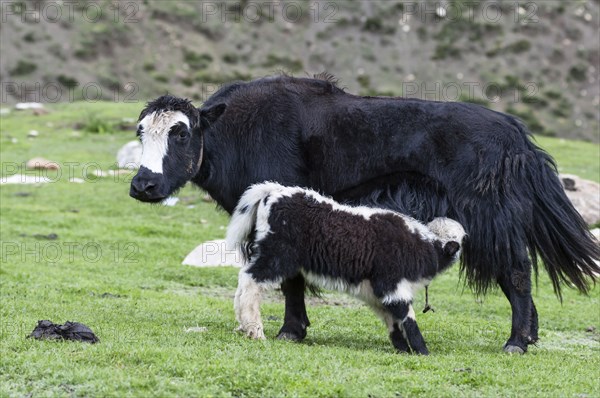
1, 102, 599, 397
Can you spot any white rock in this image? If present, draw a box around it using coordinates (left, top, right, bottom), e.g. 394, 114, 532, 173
183, 239, 243, 268
26, 157, 60, 170
162, 196, 179, 207
1, 174, 51, 184
185, 326, 208, 333
15, 102, 44, 110
202, 194, 215, 203
69, 177, 85, 183
0, 108, 10, 115
27, 130, 39, 138
91, 169, 130, 178
560, 174, 600, 226
109, 169, 131, 176
117, 140, 142, 169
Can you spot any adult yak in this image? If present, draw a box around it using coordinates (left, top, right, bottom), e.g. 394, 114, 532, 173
130, 74, 599, 354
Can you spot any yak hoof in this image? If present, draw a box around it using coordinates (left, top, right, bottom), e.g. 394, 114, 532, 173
527, 335, 539, 345
276, 332, 303, 342
503, 344, 525, 354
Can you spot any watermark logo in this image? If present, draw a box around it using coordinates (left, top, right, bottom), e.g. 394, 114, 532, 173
397, 2, 538, 24
1, 1, 140, 23
198, 1, 339, 23
401, 80, 539, 103
1, 241, 139, 264
0, 1, 342, 24
0, 162, 137, 184
1, 81, 139, 104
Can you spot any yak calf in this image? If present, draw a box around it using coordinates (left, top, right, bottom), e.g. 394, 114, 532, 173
226, 182, 466, 354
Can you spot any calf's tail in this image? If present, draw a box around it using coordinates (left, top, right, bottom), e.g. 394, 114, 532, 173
226, 182, 282, 262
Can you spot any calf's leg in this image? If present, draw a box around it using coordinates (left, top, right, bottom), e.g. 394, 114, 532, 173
277, 274, 310, 341
385, 302, 429, 355
390, 324, 411, 353
372, 306, 410, 353
235, 271, 265, 339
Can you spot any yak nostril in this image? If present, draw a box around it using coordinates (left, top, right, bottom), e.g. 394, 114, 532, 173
132, 177, 156, 193
143, 181, 156, 191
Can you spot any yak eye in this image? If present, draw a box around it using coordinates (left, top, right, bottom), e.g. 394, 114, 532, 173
170, 122, 189, 141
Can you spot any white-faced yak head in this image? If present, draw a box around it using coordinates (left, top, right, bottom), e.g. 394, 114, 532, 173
130, 95, 225, 202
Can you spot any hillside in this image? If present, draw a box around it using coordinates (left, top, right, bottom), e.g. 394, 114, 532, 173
1, 0, 599, 141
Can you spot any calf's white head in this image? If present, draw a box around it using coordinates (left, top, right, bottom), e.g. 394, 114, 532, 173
427, 217, 467, 263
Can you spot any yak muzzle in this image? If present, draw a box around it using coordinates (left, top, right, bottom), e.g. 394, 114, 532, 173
130, 167, 168, 203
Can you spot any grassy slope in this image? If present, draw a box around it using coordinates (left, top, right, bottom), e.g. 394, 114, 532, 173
0, 102, 598, 397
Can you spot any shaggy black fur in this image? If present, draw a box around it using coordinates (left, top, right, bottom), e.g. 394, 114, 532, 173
228, 184, 464, 354
246, 193, 460, 287
131, 74, 600, 353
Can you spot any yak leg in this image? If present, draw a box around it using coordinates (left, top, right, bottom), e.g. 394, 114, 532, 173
497, 257, 533, 354
277, 274, 310, 341
529, 299, 539, 344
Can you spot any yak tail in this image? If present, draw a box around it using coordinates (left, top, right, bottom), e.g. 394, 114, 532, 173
226, 182, 282, 262
457, 116, 599, 298
527, 150, 600, 298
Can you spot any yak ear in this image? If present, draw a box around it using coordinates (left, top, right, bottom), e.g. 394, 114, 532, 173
199, 103, 227, 128
443, 241, 460, 257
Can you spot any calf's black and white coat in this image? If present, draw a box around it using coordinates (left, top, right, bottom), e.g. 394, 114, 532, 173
226, 182, 466, 354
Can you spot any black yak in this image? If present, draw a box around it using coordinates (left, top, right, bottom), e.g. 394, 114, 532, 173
130, 74, 600, 353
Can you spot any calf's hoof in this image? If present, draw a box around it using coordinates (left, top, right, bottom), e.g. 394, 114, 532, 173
503, 344, 525, 354
236, 323, 265, 340
245, 323, 265, 340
